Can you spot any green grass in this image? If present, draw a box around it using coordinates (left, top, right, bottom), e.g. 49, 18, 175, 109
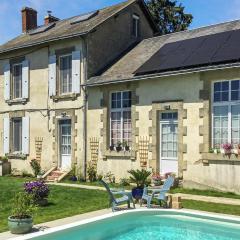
183, 200, 240, 216
170, 187, 240, 199
62, 179, 132, 190
0, 176, 108, 233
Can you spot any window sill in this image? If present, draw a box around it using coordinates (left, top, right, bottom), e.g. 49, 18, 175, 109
200, 153, 240, 165
52, 93, 78, 102
103, 150, 136, 161
7, 153, 27, 160
6, 98, 28, 105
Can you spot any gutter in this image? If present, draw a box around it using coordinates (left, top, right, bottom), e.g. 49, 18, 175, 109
85, 62, 240, 87
0, 31, 89, 54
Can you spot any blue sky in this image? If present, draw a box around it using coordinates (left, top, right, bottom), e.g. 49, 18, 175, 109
1, 0, 240, 45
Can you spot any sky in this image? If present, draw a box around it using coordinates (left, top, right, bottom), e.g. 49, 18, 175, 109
1, 0, 240, 44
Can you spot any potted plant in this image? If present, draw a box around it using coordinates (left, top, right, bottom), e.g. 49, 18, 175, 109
116, 141, 122, 152
0, 156, 11, 176
8, 192, 37, 234
152, 173, 162, 186
69, 165, 78, 181
128, 169, 151, 200
122, 141, 130, 151
109, 145, 115, 151
221, 143, 232, 155
87, 164, 97, 182
24, 181, 50, 206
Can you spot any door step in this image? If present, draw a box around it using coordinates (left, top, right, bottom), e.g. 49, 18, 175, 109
45, 168, 70, 182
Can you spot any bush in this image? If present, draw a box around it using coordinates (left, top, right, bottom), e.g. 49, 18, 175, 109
11, 192, 37, 219
128, 169, 151, 188
30, 159, 41, 177
87, 164, 97, 182
24, 181, 49, 202
119, 178, 130, 186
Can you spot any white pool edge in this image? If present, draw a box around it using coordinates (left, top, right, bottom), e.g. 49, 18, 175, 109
11, 209, 240, 240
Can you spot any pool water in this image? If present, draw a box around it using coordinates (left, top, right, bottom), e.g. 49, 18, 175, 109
32, 211, 240, 240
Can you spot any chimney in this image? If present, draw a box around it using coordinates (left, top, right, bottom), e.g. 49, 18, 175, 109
21, 7, 37, 33
44, 11, 59, 25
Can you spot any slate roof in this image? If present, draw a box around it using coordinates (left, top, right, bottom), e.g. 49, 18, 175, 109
88, 19, 240, 86
0, 0, 155, 54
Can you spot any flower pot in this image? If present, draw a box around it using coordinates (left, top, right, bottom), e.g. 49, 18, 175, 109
125, 146, 130, 151
8, 216, 33, 234
70, 176, 78, 182
213, 149, 218, 154
36, 198, 48, 207
232, 149, 238, 155
116, 146, 122, 152
109, 146, 115, 151
132, 187, 143, 200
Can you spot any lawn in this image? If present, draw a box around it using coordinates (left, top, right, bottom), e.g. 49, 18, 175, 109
0, 176, 108, 233
170, 187, 240, 199
183, 200, 240, 216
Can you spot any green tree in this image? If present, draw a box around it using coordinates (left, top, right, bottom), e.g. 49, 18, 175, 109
145, 0, 193, 35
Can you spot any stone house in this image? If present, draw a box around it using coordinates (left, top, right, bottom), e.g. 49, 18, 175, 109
0, 0, 157, 176
87, 20, 240, 193
1, 0, 240, 194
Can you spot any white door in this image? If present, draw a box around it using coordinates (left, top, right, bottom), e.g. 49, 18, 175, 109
59, 119, 72, 170
160, 112, 178, 175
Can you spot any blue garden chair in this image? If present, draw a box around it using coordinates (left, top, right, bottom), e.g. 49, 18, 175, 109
141, 176, 175, 208
100, 180, 135, 212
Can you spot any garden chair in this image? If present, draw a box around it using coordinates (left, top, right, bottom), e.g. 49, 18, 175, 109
141, 176, 175, 208
100, 180, 135, 212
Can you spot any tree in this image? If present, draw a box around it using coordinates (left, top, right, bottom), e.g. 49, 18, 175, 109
145, 0, 193, 35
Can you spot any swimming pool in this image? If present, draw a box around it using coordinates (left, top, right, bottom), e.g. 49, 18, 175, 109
13, 210, 240, 240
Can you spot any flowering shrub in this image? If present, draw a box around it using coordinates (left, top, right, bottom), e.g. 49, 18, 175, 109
222, 143, 232, 151
24, 181, 49, 201
152, 173, 163, 181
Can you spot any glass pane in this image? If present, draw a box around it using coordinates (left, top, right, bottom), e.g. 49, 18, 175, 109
13, 119, 22, 152
222, 81, 229, 91
231, 80, 239, 90
213, 106, 228, 147
13, 64, 22, 99
231, 91, 239, 101
222, 92, 229, 101
214, 82, 221, 91
60, 55, 72, 94
231, 105, 240, 146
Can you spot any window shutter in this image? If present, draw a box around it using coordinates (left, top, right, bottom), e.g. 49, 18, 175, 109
48, 55, 56, 96
4, 64, 10, 101
3, 118, 10, 154
22, 116, 30, 155
72, 51, 81, 94
22, 60, 29, 99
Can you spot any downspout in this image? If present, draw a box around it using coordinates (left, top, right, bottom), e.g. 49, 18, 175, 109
82, 36, 88, 180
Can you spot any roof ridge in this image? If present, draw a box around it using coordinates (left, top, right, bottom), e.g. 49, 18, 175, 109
143, 18, 240, 42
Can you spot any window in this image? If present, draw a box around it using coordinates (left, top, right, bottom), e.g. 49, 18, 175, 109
212, 80, 240, 148
12, 118, 22, 152
132, 14, 140, 38
59, 54, 72, 94
110, 91, 132, 146
12, 63, 22, 99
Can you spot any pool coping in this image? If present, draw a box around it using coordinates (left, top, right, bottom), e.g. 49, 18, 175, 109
7, 208, 240, 240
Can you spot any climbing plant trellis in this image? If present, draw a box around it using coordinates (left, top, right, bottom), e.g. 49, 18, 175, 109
138, 136, 149, 168
89, 137, 99, 167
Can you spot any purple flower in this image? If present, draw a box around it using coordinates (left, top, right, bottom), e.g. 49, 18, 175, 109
24, 181, 49, 200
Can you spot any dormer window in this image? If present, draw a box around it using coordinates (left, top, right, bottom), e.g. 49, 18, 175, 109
132, 14, 140, 38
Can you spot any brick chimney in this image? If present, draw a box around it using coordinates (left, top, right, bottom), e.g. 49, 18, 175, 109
21, 7, 37, 33
44, 11, 59, 25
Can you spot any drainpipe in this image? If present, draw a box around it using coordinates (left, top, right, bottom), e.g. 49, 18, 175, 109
83, 86, 88, 180
82, 36, 88, 180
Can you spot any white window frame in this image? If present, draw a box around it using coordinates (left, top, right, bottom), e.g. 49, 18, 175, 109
59, 54, 72, 95
132, 14, 140, 38
12, 117, 22, 154
12, 63, 23, 100
109, 91, 132, 146
211, 79, 240, 147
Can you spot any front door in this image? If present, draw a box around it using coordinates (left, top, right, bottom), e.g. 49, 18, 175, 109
59, 119, 72, 170
160, 112, 178, 175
